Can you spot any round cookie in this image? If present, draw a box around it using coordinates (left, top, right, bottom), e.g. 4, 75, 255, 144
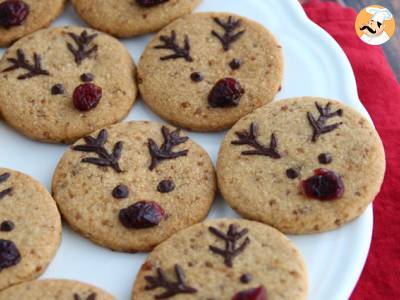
52, 121, 216, 252
217, 97, 386, 234
0, 168, 61, 291
0, 279, 115, 299
0, 0, 65, 47
132, 218, 308, 300
72, 0, 201, 38
138, 12, 283, 132
0, 26, 137, 143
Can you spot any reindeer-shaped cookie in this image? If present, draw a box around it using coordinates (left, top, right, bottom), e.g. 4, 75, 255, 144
138, 12, 283, 132
52, 121, 216, 252
0, 168, 61, 290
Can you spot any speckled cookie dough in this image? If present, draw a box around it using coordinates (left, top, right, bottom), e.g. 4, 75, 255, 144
0, 279, 115, 299
138, 12, 283, 132
0, 0, 65, 46
132, 219, 308, 300
217, 97, 386, 234
0, 26, 137, 143
0, 168, 61, 291
72, 0, 201, 37
52, 121, 216, 252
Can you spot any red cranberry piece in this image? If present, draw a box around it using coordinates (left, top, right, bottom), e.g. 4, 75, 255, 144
0, 0, 29, 29
119, 201, 165, 229
301, 168, 344, 200
136, 0, 169, 7
208, 78, 244, 108
0, 239, 21, 271
73, 83, 102, 111
232, 286, 268, 300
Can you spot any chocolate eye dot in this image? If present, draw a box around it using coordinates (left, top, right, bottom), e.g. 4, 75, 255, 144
286, 168, 300, 179
80, 73, 94, 82
0, 220, 15, 232
51, 84, 64, 95
240, 273, 252, 284
112, 184, 129, 199
229, 58, 242, 70
157, 180, 175, 193
190, 72, 203, 82
318, 153, 333, 164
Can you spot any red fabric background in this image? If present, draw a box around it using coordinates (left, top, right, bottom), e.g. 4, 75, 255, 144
302, 1, 400, 299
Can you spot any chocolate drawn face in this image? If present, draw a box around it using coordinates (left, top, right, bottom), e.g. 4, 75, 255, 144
72, 126, 189, 230
1, 30, 103, 113
231, 102, 345, 201
153, 16, 248, 109
0, 172, 21, 273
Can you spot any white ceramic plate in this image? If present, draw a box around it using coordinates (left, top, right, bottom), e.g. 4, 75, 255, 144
0, 0, 372, 299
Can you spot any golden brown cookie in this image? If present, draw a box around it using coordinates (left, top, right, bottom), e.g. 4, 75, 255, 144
71, 0, 201, 37
0, 0, 65, 47
0, 26, 137, 143
52, 121, 216, 252
132, 219, 308, 300
0, 279, 115, 299
0, 168, 61, 291
138, 12, 283, 132
217, 97, 386, 234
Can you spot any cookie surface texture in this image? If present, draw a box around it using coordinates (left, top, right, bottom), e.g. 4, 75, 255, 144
0, 26, 137, 143
52, 121, 216, 252
217, 97, 386, 234
72, 0, 201, 37
138, 12, 283, 131
132, 218, 308, 300
0, 168, 61, 291
0, 279, 115, 299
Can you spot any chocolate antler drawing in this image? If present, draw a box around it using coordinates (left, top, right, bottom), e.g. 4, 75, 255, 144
0, 172, 12, 200
67, 30, 98, 65
73, 293, 96, 300
72, 129, 123, 173
2, 49, 50, 80
144, 264, 197, 298
212, 16, 245, 51
208, 224, 250, 267
231, 122, 281, 159
307, 102, 343, 142
154, 31, 193, 62
148, 126, 189, 171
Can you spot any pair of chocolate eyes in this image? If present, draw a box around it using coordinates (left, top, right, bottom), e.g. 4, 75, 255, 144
190, 58, 242, 82
286, 153, 333, 179
51, 73, 94, 95
111, 179, 175, 199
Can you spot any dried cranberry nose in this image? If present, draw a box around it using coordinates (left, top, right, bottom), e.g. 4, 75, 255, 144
136, 0, 169, 7
119, 201, 165, 229
73, 83, 102, 111
301, 168, 344, 200
0, 239, 21, 271
0, 0, 29, 29
208, 78, 244, 108
231, 286, 268, 300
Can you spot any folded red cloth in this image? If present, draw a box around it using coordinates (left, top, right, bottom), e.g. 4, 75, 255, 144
302, 0, 400, 299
